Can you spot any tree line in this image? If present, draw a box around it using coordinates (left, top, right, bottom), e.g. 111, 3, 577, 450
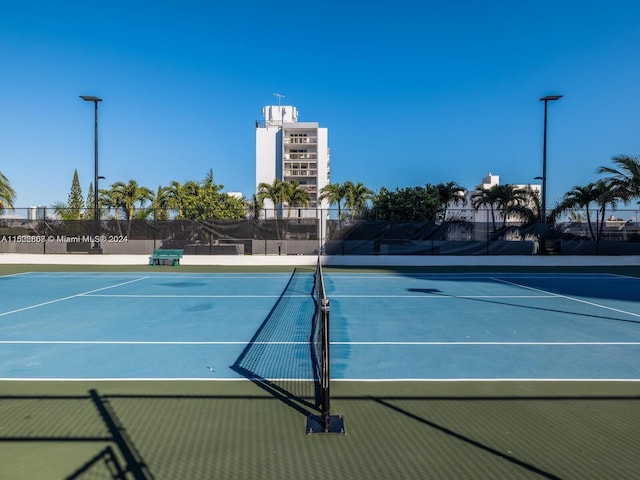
52, 169, 245, 224
1, 155, 639, 233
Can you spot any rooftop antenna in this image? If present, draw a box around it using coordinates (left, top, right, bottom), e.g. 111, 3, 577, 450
273, 92, 285, 107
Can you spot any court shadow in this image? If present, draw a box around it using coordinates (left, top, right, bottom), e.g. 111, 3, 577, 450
3, 387, 638, 479
464, 295, 640, 325
407, 287, 443, 295
0, 390, 152, 480
156, 281, 207, 288
358, 390, 640, 480
66, 446, 125, 479
407, 286, 640, 325
371, 396, 561, 479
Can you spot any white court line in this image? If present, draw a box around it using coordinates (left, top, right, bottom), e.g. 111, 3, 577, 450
607, 273, 640, 281
0, 272, 32, 278
2, 377, 640, 382
334, 378, 640, 382
2, 340, 639, 346
491, 277, 640, 318
333, 341, 640, 345
0, 276, 150, 317
330, 274, 615, 280
0, 340, 309, 345
82, 294, 308, 298
331, 294, 557, 298
20, 272, 296, 280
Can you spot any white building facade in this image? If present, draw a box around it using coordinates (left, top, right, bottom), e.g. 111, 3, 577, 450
255, 105, 330, 218
452, 173, 542, 223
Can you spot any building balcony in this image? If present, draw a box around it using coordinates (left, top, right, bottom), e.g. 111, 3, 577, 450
283, 153, 317, 160
284, 161, 317, 169
284, 170, 318, 177
283, 137, 317, 145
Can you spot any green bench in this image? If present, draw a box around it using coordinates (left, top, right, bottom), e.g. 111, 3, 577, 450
149, 248, 184, 266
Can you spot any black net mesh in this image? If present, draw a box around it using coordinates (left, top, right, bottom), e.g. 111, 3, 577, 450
231, 269, 321, 411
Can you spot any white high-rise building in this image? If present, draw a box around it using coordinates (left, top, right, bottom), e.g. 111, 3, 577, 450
255, 104, 330, 218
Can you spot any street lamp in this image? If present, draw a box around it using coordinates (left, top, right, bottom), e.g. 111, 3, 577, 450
80, 95, 103, 252
539, 94, 562, 224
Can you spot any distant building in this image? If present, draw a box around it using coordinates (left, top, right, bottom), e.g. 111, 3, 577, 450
255, 104, 330, 218
27, 206, 47, 221
452, 173, 541, 223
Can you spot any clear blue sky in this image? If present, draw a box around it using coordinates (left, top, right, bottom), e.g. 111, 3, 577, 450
2, 0, 639, 213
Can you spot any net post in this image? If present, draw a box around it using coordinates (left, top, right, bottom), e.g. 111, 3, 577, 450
320, 297, 331, 431
306, 257, 345, 435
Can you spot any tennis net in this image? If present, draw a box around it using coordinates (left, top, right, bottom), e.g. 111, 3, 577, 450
230, 269, 318, 407
230, 261, 343, 433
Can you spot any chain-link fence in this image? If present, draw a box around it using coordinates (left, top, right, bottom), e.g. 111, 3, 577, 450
2, 209, 639, 255
0, 217, 322, 255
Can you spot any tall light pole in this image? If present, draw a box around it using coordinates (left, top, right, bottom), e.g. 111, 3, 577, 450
540, 94, 562, 224
80, 95, 103, 252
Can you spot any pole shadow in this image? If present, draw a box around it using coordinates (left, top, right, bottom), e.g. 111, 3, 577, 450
0, 390, 153, 480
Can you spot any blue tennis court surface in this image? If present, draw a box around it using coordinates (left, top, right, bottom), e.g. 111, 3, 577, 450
1, 271, 639, 380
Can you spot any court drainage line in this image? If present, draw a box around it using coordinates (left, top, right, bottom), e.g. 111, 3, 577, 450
0, 276, 150, 317
490, 277, 640, 319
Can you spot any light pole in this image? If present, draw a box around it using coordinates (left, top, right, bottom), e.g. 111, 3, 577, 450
540, 94, 562, 224
80, 95, 103, 252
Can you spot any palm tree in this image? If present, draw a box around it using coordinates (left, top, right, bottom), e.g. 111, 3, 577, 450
471, 185, 501, 230
597, 154, 640, 203
246, 194, 262, 220
52, 201, 77, 220
508, 187, 542, 224
152, 185, 171, 220
286, 182, 311, 217
432, 182, 466, 222
568, 211, 585, 223
343, 181, 373, 219
100, 186, 125, 221
0, 172, 16, 216
555, 183, 602, 240
471, 184, 528, 229
109, 180, 154, 236
319, 182, 347, 220
164, 181, 186, 219
256, 178, 288, 240
257, 178, 286, 218
594, 179, 620, 240
193, 169, 225, 220
494, 185, 529, 226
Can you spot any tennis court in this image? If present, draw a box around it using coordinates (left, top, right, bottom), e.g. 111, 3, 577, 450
1, 265, 640, 479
